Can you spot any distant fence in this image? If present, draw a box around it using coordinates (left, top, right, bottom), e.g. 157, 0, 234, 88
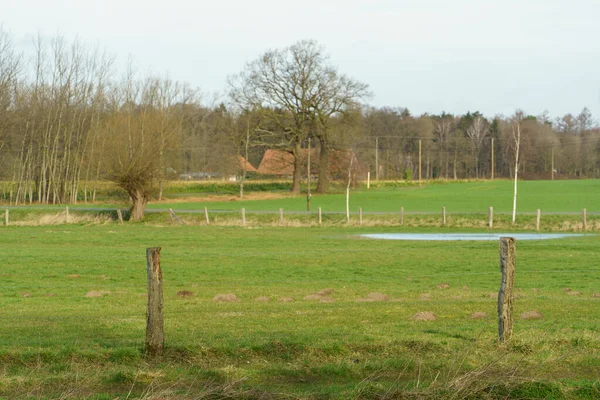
2, 206, 597, 231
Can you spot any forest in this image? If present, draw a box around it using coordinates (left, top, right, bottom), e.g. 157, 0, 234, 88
1, 31, 599, 216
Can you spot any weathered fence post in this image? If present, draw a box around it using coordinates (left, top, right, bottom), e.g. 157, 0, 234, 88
488, 206, 493, 229
498, 237, 516, 343
65, 206, 69, 223
204, 207, 210, 225
169, 208, 184, 225
279, 208, 284, 225
582, 209, 587, 231
359, 208, 363, 226
4, 209, 8, 226
318, 207, 322, 225
146, 247, 164, 356
536, 209, 541, 231
400, 207, 404, 225
367, 172, 370, 189
116, 209, 124, 225
442, 207, 446, 226
241, 208, 246, 226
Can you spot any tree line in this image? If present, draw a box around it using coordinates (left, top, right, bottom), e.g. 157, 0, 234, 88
1, 31, 598, 219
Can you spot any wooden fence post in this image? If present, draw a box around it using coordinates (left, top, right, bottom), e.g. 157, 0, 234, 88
116, 209, 124, 225
65, 206, 69, 223
582, 209, 587, 231
359, 208, 363, 226
279, 208, 284, 225
204, 207, 210, 225
169, 209, 184, 225
4, 209, 8, 226
442, 207, 446, 226
400, 207, 404, 225
488, 206, 493, 229
367, 172, 370, 189
498, 237, 516, 343
536, 209, 541, 231
241, 208, 246, 226
146, 247, 164, 356
318, 207, 322, 225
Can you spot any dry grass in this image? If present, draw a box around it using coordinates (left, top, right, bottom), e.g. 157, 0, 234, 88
10, 212, 113, 226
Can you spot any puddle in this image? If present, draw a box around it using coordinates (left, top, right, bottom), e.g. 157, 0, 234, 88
361, 233, 590, 241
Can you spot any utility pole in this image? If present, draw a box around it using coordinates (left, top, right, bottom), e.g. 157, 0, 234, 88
307, 138, 311, 211
491, 138, 495, 180
418, 139, 422, 184
375, 136, 379, 181
551, 148, 555, 181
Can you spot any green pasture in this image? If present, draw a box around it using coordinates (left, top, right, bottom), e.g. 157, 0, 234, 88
0, 224, 599, 398
150, 180, 599, 213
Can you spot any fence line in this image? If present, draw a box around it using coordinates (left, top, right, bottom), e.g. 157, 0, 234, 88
2, 205, 598, 216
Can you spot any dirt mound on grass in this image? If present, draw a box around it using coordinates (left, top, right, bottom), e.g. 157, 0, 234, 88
357, 292, 389, 302
67, 274, 80, 279
419, 293, 432, 301
213, 293, 238, 302
303, 294, 321, 301
521, 310, 543, 320
470, 312, 488, 319
316, 288, 335, 296
437, 283, 450, 289
567, 291, 581, 296
85, 291, 110, 298
593, 293, 600, 298
278, 297, 294, 303
21, 292, 32, 298
410, 312, 437, 321
255, 296, 270, 302
176, 290, 194, 298
319, 297, 336, 303
304, 288, 335, 302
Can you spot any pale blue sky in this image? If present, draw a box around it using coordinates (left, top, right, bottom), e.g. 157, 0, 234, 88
2, 0, 599, 118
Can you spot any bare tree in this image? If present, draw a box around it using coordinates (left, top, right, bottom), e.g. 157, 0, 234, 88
100, 72, 190, 221
510, 111, 523, 224
229, 40, 369, 193
0, 27, 21, 168
465, 114, 489, 178
432, 113, 454, 179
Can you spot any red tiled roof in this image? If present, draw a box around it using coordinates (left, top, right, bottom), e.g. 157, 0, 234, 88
257, 149, 357, 176
235, 155, 257, 172
257, 149, 296, 175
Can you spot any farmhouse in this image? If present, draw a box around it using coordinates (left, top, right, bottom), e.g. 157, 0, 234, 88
257, 148, 360, 179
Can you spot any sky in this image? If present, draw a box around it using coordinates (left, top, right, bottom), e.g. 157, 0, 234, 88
1, 0, 599, 119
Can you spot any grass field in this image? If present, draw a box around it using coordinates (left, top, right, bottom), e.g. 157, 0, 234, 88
1, 224, 599, 398
148, 180, 599, 213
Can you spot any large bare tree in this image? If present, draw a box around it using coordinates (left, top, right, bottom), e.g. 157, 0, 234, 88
100, 73, 190, 221
229, 40, 369, 193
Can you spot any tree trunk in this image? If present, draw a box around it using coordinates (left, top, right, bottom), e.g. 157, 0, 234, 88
290, 141, 302, 194
129, 188, 149, 221
316, 140, 329, 193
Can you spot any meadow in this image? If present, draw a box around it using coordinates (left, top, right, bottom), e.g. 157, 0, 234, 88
1, 180, 599, 399
147, 180, 599, 213
1, 223, 599, 399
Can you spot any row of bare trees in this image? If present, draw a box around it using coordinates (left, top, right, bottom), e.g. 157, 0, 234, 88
1, 31, 599, 220
355, 108, 600, 181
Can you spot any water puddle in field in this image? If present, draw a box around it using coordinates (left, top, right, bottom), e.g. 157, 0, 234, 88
360, 233, 589, 241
